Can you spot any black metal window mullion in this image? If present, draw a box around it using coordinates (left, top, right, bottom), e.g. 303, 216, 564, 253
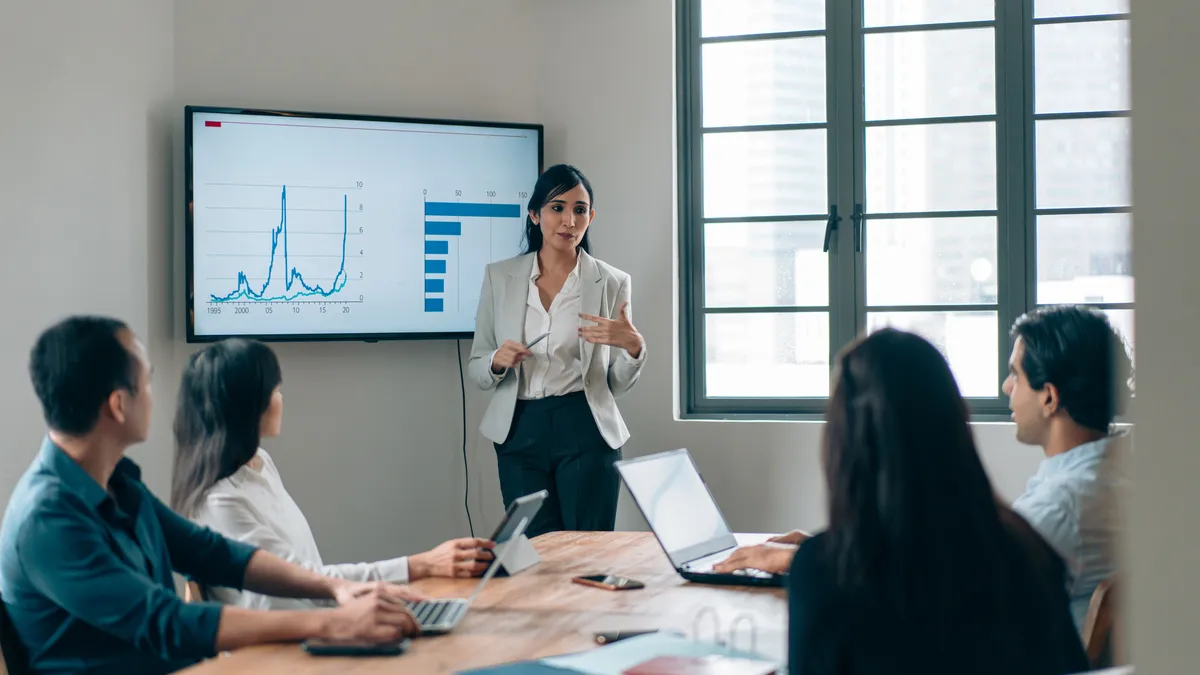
677, 0, 705, 416
989, 0, 1033, 414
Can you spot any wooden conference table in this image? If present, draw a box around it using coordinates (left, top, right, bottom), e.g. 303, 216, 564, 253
182, 531, 788, 674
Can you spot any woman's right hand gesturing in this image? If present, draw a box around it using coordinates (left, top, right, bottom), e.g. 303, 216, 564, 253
491, 340, 532, 373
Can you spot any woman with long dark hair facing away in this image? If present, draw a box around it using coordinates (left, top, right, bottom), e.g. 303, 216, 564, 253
468, 164, 645, 537
171, 339, 495, 609
787, 329, 1088, 675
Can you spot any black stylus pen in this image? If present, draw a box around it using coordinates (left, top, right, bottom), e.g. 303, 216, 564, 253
593, 629, 660, 645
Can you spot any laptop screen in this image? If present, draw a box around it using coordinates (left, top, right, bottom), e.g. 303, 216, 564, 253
616, 449, 738, 568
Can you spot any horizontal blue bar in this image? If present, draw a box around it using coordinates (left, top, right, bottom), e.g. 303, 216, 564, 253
425, 240, 449, 254
425, 259, 447, 274
425, 202, 522, 219
425, 298, 444, 312
425, 221, 461, 236
425, 278, 445, 293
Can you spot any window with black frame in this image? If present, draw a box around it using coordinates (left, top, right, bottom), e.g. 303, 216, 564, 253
678, 0, 1131, 417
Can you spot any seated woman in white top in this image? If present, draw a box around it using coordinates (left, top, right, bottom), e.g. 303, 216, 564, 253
170, 338, 495, 610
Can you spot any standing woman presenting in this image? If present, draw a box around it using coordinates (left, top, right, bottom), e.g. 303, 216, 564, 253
469, 164, 645, 537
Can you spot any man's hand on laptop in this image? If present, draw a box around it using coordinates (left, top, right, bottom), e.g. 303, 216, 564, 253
767, 529, 811, 546
325, 584, 421, 642
410, 538, 497, 579
712, 542, 798, 575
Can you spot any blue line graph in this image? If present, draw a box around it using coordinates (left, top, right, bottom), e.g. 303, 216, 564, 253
211, 185, 348, 302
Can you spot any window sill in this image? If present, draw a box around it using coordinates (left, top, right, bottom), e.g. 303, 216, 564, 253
678, 411, 1018, 424
677, 412, 1135, 428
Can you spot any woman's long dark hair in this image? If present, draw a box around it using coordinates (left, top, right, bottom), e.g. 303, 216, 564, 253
521, 164, 593, 254
170, 339, 282, 516
823, 329, 1069, 666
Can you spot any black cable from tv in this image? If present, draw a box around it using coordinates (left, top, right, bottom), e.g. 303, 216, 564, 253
456, 340, 475, 538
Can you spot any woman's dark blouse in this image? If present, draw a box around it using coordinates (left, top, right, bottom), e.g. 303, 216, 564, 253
787, 531, 1090, 675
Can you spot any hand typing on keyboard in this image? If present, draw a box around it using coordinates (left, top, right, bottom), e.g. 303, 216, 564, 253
325, 585, 421, 642
711, 542, 797, 576
729, 568, 772, 578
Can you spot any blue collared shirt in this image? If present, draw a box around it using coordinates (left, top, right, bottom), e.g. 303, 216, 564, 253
0, 438, 258, 675
1012, 432, 1128, 630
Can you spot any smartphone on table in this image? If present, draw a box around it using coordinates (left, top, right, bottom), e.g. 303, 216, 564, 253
301, 638, 411, 657
571, 574, 645, 591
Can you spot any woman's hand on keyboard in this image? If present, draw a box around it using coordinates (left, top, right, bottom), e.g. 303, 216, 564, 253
767, 529, 811, 546
712, 543, 798, 575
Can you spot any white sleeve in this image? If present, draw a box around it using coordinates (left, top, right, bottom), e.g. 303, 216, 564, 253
606, 275, 645, 397
468, 265, 507, 390
200, 493, 411, 586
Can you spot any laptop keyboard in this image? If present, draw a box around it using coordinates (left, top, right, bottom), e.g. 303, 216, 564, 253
407, 599, 464, 627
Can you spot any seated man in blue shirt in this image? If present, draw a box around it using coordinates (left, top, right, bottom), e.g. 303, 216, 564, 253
0, 316, 423, 674
1004, 305, 1133, 630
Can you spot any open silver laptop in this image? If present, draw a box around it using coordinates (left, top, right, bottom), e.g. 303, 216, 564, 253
615, 449, 784, 588
407, 516, 529, 634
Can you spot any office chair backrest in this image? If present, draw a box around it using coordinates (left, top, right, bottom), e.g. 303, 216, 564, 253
1083, 575, 1122, 668
184, 580, 205, 603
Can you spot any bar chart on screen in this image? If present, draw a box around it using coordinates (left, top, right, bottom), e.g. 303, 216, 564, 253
422, 195, 524, 314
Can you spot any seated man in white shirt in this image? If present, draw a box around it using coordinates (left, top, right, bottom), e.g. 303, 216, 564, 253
171, 338, 495, 609
1004, 305, 1132, 630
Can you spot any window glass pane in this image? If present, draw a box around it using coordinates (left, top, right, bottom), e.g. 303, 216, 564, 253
865, 28, 994, 121
1035, 0, 1128, 19
1036, 118, 1130, 208
705, 222, 828, 308
867, 311, 998, 397
865, 0, 993, 27
703, 38, 826, 127
706, 313, 830, 397
1037, 214, 1132, 303
866, 122, 997, 213
702, 0, 824, 37
867, 217, 996, 306
1101, 308, 1135, 358
705, 129, 828, 218
1036, 21, 1130, 114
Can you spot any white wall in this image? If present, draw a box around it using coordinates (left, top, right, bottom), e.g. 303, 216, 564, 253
0, 0, 175, 491
1129, 0, 1200, 670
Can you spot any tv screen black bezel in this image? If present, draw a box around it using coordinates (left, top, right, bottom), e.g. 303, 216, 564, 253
184, 104, 544, 343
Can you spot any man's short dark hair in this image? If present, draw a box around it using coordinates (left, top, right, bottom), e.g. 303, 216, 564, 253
29, 316, 137, 435
1011, 305, 1134, 432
